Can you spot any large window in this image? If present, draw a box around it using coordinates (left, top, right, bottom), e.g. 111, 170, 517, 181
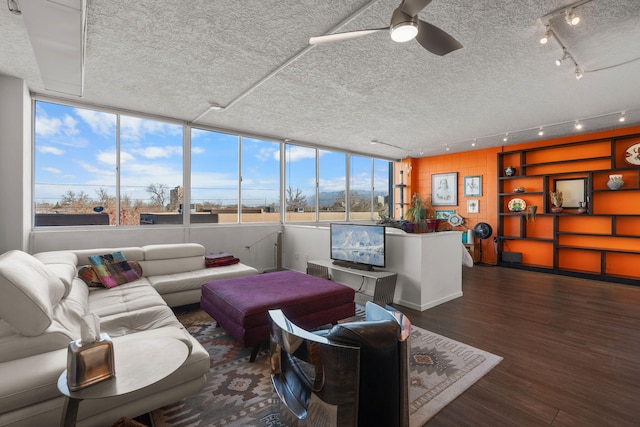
318, 150, 346, 221
241, 138, 280, 223
34, 100, 183, 226
285, 144, 316, 222
33, 99, 391, 227
190, 129, 239, 224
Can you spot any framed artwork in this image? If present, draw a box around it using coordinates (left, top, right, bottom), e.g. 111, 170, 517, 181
435, 209, 455, 220
554, 178, 587, 208
464, 175, 482, 196
467, 199, 479, 213
432, 172, 458, 206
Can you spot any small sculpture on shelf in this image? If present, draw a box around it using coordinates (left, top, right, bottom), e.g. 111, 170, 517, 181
526, 205, 537, 221
550, 191, 563, 213
504, 165, 516, 177
578, 201, 587, 214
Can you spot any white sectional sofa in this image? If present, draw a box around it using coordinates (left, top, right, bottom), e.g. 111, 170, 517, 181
0, 243, 258, 427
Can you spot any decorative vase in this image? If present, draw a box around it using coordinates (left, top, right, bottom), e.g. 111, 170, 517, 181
426, 219, 439, 233
578, 201, 587, 214
607, 174, 624, 190
526, 205, 537, 221
504, 166, 516, 177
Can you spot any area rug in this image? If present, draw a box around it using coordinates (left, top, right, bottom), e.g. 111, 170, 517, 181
151, 307, 502, 427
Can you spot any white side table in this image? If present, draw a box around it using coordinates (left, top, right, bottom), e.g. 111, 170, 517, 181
57, 334, 189, 427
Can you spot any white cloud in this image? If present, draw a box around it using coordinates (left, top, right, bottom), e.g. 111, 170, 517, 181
286, 145, 315, 162
42, 167, 62, 174
75, 109, 116, 136
120, 116, 182, 141
131, 146, 182, 159
38, 145, 65, 155
192, 146, 205, 154
95, 150, 136, 166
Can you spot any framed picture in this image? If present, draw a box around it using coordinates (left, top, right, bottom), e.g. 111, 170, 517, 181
554, 178, 587, 208
464, 176, 482, 196
435, 209, 455, 220
432, 172, 458, 206
467, 199, 479, 213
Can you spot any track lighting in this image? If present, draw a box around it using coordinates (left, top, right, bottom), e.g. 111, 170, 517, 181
445, 144, 450, 151
539, 27, 552, 44
565, 8, 580, 26
7, 0, 21, 14
555, 50, 570, 66
472, 139, 477, 147
619, 112, 626, 122
503, 133, 509, 142
574, 120, 583, 130
538, 128, 544, 136
575, 67, 584, 80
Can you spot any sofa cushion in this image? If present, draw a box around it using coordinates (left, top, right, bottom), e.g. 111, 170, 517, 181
143, 243, 204, 260
87, 279, 167, 319
78, 261, 144, 287
89, 251, 140, 288
0, 251, 66, 336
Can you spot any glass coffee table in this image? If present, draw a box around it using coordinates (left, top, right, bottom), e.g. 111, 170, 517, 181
57, 334, 189, 427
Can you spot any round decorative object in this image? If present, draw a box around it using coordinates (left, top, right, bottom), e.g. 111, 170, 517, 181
607, 174, 624, 190
473, 222, 493, 240
504, 166, 516, 177
513, 187, 525, 193
447, 213, 464, 227
624, 143, 640, 165
508, 198, 526, 212
93, 206, 104, 213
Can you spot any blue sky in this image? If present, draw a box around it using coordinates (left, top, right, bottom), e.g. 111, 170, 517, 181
34, 101, 388, 208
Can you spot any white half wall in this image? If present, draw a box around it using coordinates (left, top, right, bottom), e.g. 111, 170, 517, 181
29, 224, 282, 272
283, 224, 463, 311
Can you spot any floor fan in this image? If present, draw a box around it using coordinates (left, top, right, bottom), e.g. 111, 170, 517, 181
473, 222, 493, 264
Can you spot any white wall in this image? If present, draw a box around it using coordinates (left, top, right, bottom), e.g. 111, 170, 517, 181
0, 75, 31, 252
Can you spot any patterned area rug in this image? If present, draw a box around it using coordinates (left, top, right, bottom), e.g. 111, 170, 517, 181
151, 306, 502, 427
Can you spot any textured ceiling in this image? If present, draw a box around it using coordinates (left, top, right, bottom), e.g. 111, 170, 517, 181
2, 0, 640, 159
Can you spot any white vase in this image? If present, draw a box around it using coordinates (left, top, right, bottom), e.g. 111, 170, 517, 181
607, 174, 624, 190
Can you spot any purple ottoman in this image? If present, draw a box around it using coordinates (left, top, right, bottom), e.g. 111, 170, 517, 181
201, 270, 355, 360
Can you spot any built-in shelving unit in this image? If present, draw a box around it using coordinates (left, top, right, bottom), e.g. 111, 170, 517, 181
497, 134, 640, 285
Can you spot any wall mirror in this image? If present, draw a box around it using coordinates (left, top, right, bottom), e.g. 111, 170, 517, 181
554, 178, 587, 208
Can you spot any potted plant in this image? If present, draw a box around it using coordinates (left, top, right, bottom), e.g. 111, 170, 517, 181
405, 193, 427, 232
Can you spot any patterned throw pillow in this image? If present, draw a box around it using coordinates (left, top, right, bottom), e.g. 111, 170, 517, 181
78, 261, 143, 288
88, 252, 140, 288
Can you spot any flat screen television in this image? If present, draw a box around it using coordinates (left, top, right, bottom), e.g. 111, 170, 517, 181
330, 223, 386, 271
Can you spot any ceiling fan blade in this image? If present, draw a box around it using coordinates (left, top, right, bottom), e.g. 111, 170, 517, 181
309, 28, 387, 45
401, 0, 433, 17
416, 20, 462, 56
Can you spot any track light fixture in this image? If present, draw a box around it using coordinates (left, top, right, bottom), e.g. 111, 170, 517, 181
555, 50, 571, 66
445, 144, 450, 151
472, 139, 477, 147
565, 8, 580, 26
619, 112, 626, 122
539, 27, 552, 44
574, 120, 583, 130
7, 0, 21, 14
575, 67, 584, 80
503, 133, 509, 142
538, 128, 544, 136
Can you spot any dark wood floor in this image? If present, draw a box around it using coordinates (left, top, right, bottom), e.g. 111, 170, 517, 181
395, 265, 640, 427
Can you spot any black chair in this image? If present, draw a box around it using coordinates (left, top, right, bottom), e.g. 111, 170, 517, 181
269, 301, 410, 427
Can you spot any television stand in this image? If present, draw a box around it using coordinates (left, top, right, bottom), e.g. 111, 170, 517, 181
331, 259, 374, 271
307, 260, 398, 306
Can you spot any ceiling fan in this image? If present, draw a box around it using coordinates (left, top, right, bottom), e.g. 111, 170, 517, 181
309, 0, 463, 56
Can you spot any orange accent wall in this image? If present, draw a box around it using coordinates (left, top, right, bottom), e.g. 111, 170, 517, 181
397, 124, 640, 275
